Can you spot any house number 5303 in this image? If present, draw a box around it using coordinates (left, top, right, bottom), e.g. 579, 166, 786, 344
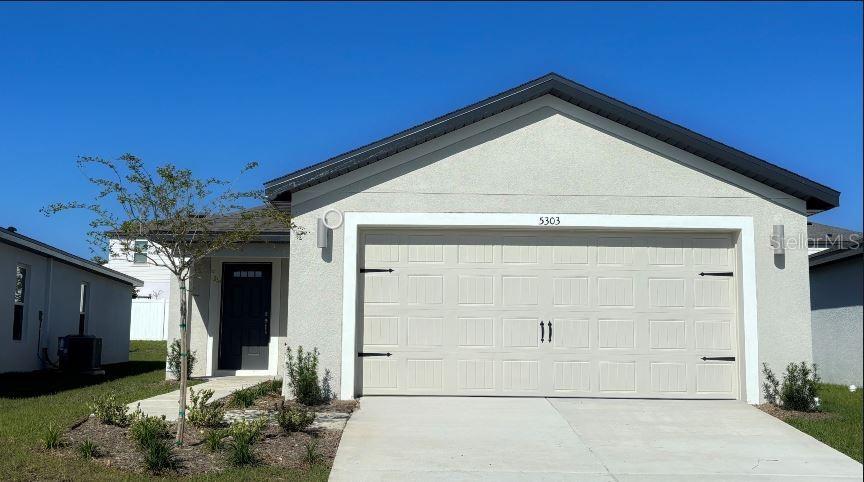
538, 216, 561, 226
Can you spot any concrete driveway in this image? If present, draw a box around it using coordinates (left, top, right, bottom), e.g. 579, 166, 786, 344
330, 397, 862, 481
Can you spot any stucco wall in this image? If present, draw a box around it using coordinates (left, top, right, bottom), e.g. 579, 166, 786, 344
810, 255, 863, 385
166, 260, 211, 378
284, 95, 814, 402
1, 243, 133, 373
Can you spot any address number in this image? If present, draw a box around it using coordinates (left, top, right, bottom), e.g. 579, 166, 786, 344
538, 216, 561, 226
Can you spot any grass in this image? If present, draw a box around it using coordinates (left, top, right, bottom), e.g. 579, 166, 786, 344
0, 340, 328, 481
782, 384, 863, 463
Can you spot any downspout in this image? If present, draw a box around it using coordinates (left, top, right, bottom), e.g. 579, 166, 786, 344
37, 258, 57, 368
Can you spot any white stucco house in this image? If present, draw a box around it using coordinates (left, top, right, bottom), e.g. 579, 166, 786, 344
169, 73, 841, 404
1, 226, 142, 373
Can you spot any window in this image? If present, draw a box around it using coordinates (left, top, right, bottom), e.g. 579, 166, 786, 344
12, 265, 27, 341
133, 240, 148, 264
78, 282, 89, 335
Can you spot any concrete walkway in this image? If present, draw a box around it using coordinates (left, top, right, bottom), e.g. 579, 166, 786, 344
128, 376, 273, 421
330, 397, 863, 481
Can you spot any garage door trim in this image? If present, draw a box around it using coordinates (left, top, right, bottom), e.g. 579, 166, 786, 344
340, 212, 758, 403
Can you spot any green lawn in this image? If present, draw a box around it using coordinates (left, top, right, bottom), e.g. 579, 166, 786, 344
0, 340, 328, 481
783, 384, 863, 463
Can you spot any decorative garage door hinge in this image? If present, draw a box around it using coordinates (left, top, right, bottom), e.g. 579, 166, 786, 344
698, 271, 733, 277
360, 268, 394, 273
700, 356, 736, 361
358, 352, 392, 357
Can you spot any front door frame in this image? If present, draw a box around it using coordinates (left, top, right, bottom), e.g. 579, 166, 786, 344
340, 212, 758, 403
207, 257, 282, 377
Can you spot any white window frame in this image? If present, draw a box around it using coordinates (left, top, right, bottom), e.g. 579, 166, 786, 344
133, 239, 149, 265
12, 264, 30, 342
339, 212, 759, 404
79, 282, 90, 335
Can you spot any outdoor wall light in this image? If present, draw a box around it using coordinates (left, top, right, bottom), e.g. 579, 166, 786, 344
317, 218, 330, 249
771, 224, 785, 255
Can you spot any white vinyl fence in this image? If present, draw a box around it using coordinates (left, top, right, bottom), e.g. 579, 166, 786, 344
129, 299, 169, 340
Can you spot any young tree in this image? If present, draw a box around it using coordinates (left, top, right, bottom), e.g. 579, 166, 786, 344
42, 154, 296, 444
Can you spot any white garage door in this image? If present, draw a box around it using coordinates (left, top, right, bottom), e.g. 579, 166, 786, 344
359, 230, 740, 399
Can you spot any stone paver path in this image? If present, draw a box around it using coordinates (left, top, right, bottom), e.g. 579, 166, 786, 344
128, 376, 273, 421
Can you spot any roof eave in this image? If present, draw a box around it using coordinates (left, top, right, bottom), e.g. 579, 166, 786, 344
264, 73, 840, 212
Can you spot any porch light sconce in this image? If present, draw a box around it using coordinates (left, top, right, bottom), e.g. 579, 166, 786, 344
317, 218, 330, 249
771, 224, 785, 255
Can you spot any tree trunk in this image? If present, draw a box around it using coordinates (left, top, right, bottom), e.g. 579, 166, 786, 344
175, 274, 189, 444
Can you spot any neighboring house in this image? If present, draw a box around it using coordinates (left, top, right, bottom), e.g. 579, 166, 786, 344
171, 73, 841, 404
106, 239, 172, 300
105, 239, 173, 340
808, 222, 863, 385
1, 226, 142, 373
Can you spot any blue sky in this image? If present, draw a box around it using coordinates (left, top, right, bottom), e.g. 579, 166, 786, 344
1, 2, 861, 258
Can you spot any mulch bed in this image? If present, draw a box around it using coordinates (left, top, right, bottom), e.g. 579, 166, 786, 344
250, 393, 358, 414
53, 398, 358, 476
758, 403, 833, 422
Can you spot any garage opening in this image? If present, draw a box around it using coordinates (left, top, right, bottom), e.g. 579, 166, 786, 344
357, 229, 740, 399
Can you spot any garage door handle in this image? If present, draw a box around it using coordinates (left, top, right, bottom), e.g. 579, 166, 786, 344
358, 352, 392, 357
539, 321, 545, 343
701, 356, 735, 361
547, 320, 552, 343
698, 272, 733, 277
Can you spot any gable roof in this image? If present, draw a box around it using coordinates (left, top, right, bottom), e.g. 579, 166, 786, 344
807, 222, 862, 248
0, 226, 143, 287
106, 205, 293, 243
264, 73, 840, 212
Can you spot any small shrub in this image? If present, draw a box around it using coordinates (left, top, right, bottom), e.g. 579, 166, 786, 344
780, 362, 820, 411
144, 439, 176, 473
204, 428, 227, 452
129, 411, 171, 450
285, 346, 331, 406
78, 439, 98, 459
226, 418, 266, 466
266, 378, 283, 394
303, 440, 324, 467
762, 363, 781, 406
276, 402, 316, 433
232, 387, 258, 408
167, 339, 196, 380
188, 388, 226, 428
42, 424, 62, 449
89, 392, 130, 426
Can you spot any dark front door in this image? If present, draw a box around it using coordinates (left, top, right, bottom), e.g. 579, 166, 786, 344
219, 263, 271, 370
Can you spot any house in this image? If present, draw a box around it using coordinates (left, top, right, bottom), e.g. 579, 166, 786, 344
1, 226, 142, 373
808, 222, 862, 385
171, 73, 841, 404
105, 239, 173, 340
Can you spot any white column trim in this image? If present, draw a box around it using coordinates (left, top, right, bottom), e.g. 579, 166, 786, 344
340, 212, 759, 403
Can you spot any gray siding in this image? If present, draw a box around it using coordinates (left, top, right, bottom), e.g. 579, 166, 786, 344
810, 255, 863, 385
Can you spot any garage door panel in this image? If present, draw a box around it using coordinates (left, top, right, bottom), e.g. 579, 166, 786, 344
359, 230, 739, 399
694, 318, 734, 351
551, 318, 590, 349
597, 277, 635, 307
648, 320, 687, 350
502, 317, 541, 347
406, 317, 444, 347
456, 317, 495, 347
